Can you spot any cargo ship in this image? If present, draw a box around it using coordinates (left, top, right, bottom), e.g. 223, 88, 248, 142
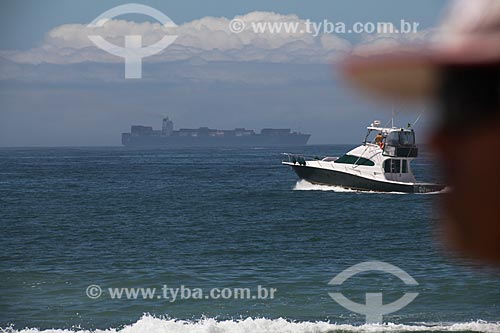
122, 118, 310, 146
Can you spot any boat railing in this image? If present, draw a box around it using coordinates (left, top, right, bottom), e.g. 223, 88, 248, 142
282, 153, 338, 165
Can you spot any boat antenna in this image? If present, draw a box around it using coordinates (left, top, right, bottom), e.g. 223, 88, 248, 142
412, 107, 426, 127
384, 105, 401, 128
391, 105, 395, 128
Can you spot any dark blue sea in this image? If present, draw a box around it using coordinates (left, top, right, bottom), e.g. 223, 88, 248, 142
1, 146, 499, 332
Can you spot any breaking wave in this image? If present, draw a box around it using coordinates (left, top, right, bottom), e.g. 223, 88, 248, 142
3, 316, 500, 333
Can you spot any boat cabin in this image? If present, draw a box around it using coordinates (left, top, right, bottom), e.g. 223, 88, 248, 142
363, 121, 418, 182
365, 121, 418, 158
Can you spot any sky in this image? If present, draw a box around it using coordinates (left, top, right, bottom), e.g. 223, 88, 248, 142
0, 0, 448, 146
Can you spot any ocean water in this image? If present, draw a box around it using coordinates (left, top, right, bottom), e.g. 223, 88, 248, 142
1, 145, 499, 333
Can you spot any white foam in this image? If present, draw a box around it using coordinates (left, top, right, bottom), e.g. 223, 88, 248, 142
5, 316, 500, 333
293, 179, 356, 192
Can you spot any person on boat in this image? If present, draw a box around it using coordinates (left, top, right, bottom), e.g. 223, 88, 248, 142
341, 0, 500, 263
375, 132, 384, 148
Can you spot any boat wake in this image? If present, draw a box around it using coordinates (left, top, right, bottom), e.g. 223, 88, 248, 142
293, 180, 450, 195
293, 180, 405, 194
4, 315, 499, 333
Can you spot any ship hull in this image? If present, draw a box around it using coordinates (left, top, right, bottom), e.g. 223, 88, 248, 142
122, 133, 310, 147
290, 164, 444, 193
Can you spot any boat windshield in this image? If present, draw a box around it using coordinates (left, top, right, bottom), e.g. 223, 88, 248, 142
387, 130, 415, 146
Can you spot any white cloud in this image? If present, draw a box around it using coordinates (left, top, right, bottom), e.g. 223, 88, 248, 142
352, 28, 438, 56
1, 12, 354, 65
0, 11, 440, 83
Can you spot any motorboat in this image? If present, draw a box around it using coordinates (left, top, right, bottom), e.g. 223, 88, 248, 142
282, 120, 445, 193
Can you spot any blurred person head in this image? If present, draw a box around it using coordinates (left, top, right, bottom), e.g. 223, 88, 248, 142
342, 0, 500, 263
